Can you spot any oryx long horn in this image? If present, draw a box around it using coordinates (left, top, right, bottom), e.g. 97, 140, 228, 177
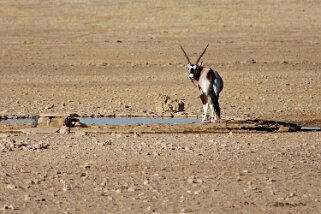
195, 44, 209, 65
180, 45, 192, 64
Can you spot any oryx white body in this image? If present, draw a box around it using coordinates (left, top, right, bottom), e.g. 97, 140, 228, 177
181, 45, 224, 122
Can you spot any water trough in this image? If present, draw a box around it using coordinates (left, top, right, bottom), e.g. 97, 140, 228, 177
0, 115, 320, 133
79, 117, 201, 125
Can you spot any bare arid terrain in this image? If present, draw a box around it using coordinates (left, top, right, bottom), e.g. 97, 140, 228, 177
0, 0, 321, 213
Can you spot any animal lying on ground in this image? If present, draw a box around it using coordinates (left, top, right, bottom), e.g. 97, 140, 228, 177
180, 44, 224, 122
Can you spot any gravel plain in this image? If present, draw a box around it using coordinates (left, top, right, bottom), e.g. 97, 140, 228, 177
1, 1, 321, 213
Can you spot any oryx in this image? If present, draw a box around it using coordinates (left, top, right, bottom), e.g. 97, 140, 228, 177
180, 44, 224, 122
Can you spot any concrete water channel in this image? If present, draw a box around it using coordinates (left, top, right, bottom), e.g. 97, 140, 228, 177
1, 117, 320, 132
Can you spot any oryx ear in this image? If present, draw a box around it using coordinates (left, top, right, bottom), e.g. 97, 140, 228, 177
200, 61, 203, 65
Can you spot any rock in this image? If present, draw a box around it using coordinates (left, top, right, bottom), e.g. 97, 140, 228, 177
154, 93, 185, 113
127, 186, 136, 192
97, 140, 112, 146
278, 126, 297, 132
1, 138, 28, 152
2, 205, 15, 210
242, 170, 250, 174
187, 177, 194, 184
245, 58, 256, 64
7, 184, 17, 190
59, 126, 70, 134
75, 131, 87, 137
63, 184, 71, 192
45, 104, 55, 109
82, 163, 91, 169
143, 179, 150, 185
30, 141, 49, 150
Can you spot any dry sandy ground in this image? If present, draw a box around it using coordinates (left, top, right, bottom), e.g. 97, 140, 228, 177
0, 0, 321, 213
1, 132, 321, 213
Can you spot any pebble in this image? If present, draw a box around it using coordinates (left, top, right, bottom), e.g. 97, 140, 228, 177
24, 194, 31, 201
45, 104, 55, 109
242, 170, 250, 173
184, 146, 191, 151
59, 126, 70, 134
63, 184, 71, 192
75, 131, 87, 137
245, 58, 256, 64
127, 186, 136, 192
97, 140, 112, 146
134, 132, 141, 138
2, 205, 15, 210
187, 177, 194, 184
143, 179, 150, 185
82, 163, 91, 169
7, 184, 16, 190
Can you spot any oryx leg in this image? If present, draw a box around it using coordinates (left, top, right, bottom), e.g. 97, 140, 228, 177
209, 93, 221, 122
200, 93, 209, 122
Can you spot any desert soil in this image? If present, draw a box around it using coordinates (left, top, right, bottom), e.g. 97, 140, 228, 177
0, 0, 321, 213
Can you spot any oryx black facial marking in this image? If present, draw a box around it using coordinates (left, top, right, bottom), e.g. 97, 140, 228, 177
180, 44, 224, 122
187, 64, 200, 80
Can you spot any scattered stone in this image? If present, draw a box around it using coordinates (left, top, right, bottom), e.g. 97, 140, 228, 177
127, 186, 136, 192
184, 146, 191, 151
29, 141, 49, 150
278, 126, 297, 132
75, 131, 87, 137
187, 176, 195, 184
134, 132, 141, 138
82, 163, 91, 169
143, 179, 150, 185
59, 126, 70, 134
242, 170, 250, 174
97, 140, 112, 146
194, 190, 201, 195
80, 172, 87, 177
245, 58, 256, 64
154, 93, 185, 113
266, 177, 276, 184
1, 138, 28, 152
63, 184, 71, 192
7, 184, 17, 190
45, 104, 55, 109
2, 205, 15, 210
